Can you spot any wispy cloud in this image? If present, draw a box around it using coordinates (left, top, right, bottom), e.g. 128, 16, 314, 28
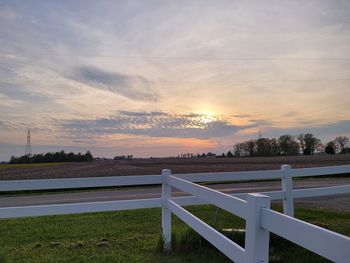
70, 66, 158, 102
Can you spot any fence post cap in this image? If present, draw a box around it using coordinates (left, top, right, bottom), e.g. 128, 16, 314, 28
281, 164, 292, 170
162, 169, 171, 175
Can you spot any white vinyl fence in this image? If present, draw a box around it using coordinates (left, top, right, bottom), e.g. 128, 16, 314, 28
1, 164, 350, 262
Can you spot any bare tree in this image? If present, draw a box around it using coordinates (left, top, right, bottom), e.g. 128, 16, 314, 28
244, 140, 256, 157
233, 142, 245, 157
334, 136, 349, 154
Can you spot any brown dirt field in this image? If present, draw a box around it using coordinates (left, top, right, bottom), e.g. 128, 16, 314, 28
0, 155, 350, 180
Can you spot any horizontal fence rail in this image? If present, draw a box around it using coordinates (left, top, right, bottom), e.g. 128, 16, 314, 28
174, 169, 283, 183
292, 184, 350, 199
0, 198, 162, 219
3, 183, 348, 219
291, 165, 350, 178
261, 208, 350, 263
174, 164, 350, 183
0, 175, 162, 191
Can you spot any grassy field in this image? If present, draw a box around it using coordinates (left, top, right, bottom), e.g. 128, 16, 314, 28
0, 163, 67, 169
1, 155, 350, 180
0, 204, 348, 263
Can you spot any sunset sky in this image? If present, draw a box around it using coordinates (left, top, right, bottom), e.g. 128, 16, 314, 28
1, 0, 350, 161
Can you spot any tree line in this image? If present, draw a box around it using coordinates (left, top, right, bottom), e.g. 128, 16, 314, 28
113, 155, 133, 160
233, 134, 349, 157
10, 150, 93, 164
176, 152, 217, 158
174, 134, 349, 159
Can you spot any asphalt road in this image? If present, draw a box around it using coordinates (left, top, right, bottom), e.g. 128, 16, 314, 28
1, 178, 349, 210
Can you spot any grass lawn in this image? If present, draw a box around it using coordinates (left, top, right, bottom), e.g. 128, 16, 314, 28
0, 205, 348, 263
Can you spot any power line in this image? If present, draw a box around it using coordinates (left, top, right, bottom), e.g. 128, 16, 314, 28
2, 78, 350, 85
2, 54, 350, 61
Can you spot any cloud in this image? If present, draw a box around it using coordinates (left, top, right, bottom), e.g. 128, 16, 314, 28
70, 66, 158, 102
58, 111, 241, 139
0, 5, 19, 21
232, 114, 251, 118
258, 120, 350, 141
0, 93, 24, 107
247, 119, 272, 127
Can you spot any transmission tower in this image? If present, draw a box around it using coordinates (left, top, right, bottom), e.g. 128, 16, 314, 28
25, 129, 32, 156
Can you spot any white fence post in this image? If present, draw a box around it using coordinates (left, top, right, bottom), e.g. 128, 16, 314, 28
162, 169, 172, 250
245, 193, 271, 263
281, 164, 294, 217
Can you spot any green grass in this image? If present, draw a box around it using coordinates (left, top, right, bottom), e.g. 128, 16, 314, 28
0, 163, 68, 169
0, 205, 348, 263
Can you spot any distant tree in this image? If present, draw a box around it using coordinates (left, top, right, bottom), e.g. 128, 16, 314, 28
256, 138, 272, 156
278, 135, 299, 156
298, 133, 321, 155
325, 141, 336, 155
85, 151, 93, 161
233, 142, 245, 157
243, 140, 256, 157
334, 136, 349, 154
206, 152, 216, 157
270, 138, 281, 156
114, 155, 126, 160
227, 150, 234, 158
9, 151, 93, 164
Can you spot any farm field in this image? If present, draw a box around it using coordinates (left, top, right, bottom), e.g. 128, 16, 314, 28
0, 155, 350, 180
0, 204, 348, 263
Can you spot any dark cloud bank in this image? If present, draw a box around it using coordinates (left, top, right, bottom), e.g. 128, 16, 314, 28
58, 111, 241, 139
57, 111, 350, 140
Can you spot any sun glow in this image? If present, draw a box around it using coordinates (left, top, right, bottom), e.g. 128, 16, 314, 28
200, 115, 216, 124
195, 111, 217, 124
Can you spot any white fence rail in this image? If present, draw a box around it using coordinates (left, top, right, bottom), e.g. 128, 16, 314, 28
1, 164, 350, 262
0, 198, 162, 219
0, 174, 161, 191
261, 208, 350, 263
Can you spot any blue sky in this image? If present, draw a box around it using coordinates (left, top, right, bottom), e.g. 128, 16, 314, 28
0, 0, 350, 160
